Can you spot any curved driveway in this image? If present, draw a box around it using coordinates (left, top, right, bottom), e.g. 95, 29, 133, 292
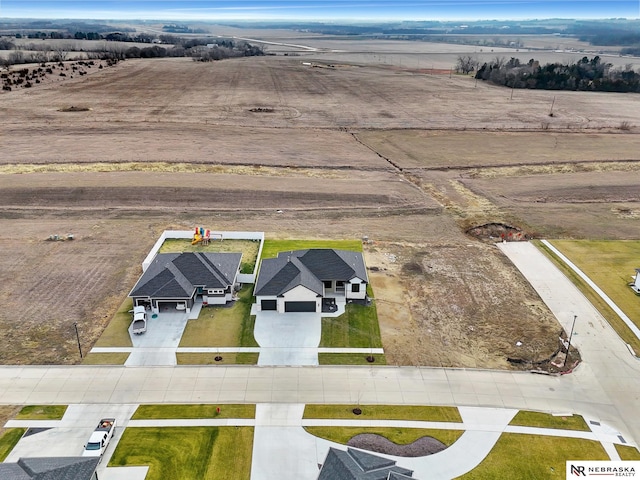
0, 242, 638, 447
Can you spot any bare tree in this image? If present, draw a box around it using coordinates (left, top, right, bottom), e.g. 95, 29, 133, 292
53, 47, 68, 62
492, 56, 506, 69
455, 55, 479, 75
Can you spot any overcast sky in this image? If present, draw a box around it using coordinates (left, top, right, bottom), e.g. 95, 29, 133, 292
1, 0, 638, 21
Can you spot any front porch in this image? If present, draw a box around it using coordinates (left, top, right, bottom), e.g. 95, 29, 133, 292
321, 293, 346, 317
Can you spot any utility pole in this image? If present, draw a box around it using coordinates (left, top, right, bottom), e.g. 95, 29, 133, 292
563, 315, 577, 367
74, 322, 83, 359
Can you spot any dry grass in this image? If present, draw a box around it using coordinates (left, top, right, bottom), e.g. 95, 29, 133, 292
355, 131, 640, 170
0, 162, 343, 178
176, 352, 259, 365
94, 298, 134, 348
466, 161, 640, 179
82, 352, 130, 365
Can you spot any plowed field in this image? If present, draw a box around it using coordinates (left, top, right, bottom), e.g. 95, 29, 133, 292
1, 49, 638, 367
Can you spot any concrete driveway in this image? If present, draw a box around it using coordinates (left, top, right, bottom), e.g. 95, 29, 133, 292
253, 311, 321, 366
126, 311, 189, 366
6, 404, 140, 477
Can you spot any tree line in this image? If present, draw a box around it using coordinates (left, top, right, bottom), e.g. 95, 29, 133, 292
474, 56, 640, 93
0, 36, 263, 67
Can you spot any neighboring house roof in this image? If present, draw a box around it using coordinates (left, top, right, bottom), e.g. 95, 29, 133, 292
254, 249, 368, 297
317, 447, 416, 480
130, 252, 242, 299
0, 456, 100, 480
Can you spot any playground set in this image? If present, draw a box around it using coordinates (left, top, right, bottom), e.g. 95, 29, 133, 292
191, 227, 223, 245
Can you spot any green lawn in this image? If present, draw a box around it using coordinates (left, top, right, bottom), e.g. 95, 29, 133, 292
16, 405, 67, 420
179, 287, 257, 348
0, 429, 25, 461
303, 405, 462, 422
132, 404, 255, 420
305, 426, 462, 447
82, 352, 130, 365
537, 240, 640, 354
159, 239, 260, 274
176, 352, 258, 365
456, 434, 608, 479
616, 444, 640, 460
320, 302, 382, 348
110, 427, 253, 480
509, 411, 590, 431
260, 239, 363, 259
94, 297, 134, 348
318, 353, 387, 365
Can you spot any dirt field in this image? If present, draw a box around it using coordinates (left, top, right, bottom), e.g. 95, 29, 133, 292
0, 44, 637, 367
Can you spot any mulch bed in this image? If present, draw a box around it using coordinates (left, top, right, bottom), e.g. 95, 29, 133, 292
347, 433, 447, 457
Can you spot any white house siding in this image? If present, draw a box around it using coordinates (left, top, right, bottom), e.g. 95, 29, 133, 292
346, 277, 367, 300
278, 285, 321, 313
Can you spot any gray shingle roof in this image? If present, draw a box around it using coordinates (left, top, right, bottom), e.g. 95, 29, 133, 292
0, 457, 100, 480
254, 249, 367, 297
318, 448, 415, 480
387, 472, 417, 480
130, 252, 241, 299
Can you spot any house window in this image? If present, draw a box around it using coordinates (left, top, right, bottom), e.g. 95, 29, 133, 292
336, 281, 345, 292
208, 289, 224, 295
323, 281, 332, 288
352, 283, 360, 293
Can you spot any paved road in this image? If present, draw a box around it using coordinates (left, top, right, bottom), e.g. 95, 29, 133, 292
0, 363, 634, 443
0, 241, 638, 448
497, 242, 640, 445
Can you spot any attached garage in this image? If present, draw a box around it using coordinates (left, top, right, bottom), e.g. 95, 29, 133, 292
261, 299, 277, 311
284, 301, 317, 313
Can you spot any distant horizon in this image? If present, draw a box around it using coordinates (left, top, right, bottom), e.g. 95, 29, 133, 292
1, 1, 638, 22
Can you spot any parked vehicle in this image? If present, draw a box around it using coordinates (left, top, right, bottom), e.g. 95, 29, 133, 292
82, 418, 116, 458
132, 305, 147, 334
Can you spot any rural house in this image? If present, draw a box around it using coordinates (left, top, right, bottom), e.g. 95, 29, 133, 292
129, 252, 242, 313
317, 447, 417, 480
254, 249, 368, 313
